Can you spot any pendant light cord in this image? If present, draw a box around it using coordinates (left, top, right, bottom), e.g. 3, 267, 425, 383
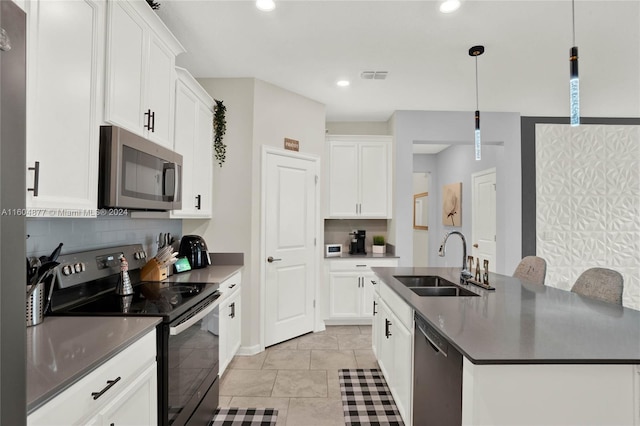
572, 0, 576, 45
475, 56, 479, 110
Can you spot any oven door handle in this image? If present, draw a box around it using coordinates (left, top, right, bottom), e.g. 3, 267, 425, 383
170, 296, 221, 336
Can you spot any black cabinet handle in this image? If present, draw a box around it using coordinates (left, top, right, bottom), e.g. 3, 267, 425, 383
144, 109, 152, 130
371, 280, 377, 285
229, 302, 235, 318
385, 319, 392, 339
373, 300, 377, 316
195, 194, 201, 210
150, 111, 155, 132
28, 161, 40, 197
229, 283, 236, 289
91, 376, 121, 400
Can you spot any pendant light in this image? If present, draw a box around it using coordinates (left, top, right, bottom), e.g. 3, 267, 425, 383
469, 45, 484, 161
569, 0, 579, 126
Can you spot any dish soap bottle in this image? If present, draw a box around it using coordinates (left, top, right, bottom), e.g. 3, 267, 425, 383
116, 256, 134, 296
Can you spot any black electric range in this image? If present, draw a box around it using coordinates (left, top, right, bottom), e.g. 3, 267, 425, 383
49, 244, 221, 426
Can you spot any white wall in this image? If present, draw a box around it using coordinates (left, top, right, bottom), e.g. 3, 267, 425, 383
325, 121, 390, 135
392, 111, 521, 275
190, 78, 325, 350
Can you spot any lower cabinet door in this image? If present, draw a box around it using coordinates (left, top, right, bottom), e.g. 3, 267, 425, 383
377, 299, 394, 379
97, 363, 158, 426
226, 290, 242, 361
392, 317, 413, 424
328, 272, 361, 318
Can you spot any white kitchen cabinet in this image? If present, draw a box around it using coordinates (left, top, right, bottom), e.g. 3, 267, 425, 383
89, 363, 157, 426
326, 135, 392, 218
25, 0, 105, 216
325, 258, 397, 325
171, 67, 214, 218
218, 271, 242, 375
375, 280, 413, 425
27, 330, 157, 426
104, 0, 185, 148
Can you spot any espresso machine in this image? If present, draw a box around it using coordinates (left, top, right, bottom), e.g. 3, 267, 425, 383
349, 230, 367, 255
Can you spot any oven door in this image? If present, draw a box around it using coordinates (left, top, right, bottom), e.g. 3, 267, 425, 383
168, 295, 220, 426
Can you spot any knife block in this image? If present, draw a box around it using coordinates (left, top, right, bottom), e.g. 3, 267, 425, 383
141, 259, 168, 282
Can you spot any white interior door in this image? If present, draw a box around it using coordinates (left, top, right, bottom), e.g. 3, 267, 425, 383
472, 168, 496, 271
264, 149, 317, 347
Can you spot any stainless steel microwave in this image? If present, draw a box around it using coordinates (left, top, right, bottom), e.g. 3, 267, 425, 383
99, 126, 182, 211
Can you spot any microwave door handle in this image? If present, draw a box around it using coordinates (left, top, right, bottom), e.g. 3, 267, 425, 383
173, 163, 179, 202
162, 162, 179, 201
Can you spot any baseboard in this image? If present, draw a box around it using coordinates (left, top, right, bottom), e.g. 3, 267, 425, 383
236, 344, 261, 356
324, 318, 373, 326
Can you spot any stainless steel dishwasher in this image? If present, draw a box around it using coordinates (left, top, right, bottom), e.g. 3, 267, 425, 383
413, 312, 463, 425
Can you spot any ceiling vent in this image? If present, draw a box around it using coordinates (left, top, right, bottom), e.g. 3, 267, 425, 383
360, 71, 388, 80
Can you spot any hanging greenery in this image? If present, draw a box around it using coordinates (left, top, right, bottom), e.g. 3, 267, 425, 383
213, 99, 227, 167
146, 0, 161, 10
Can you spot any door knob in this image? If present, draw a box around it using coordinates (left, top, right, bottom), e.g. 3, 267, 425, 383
473, 243, 479, 248
267, 256, 282, 263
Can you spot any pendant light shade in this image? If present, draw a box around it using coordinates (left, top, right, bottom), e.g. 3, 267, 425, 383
469, 45, 484, 161
569, 0, 580, 126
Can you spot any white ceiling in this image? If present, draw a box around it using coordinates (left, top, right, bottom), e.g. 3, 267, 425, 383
156, 1, 640, 122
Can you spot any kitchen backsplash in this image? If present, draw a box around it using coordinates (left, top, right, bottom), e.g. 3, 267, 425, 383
26, 217, 182, 258
324, 219, 388, 251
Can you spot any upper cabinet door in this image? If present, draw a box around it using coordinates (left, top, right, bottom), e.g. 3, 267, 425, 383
26, 0, 105, 215
359, 142, 389, 217
326, 136, 392, 219
171, 67, 214, 219
172, 79, 197, 216
145, 37, 175, 147
104, 0, 184, 149
193, 102, 213, 217
328, 142, 359, 217
104, 1, 145, 135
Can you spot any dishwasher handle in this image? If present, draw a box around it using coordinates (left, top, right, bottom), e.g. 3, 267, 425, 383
416, 317, 448, 358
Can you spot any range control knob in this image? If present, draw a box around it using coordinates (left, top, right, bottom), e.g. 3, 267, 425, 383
62, 264, 73, 276
74, 263, 85, 273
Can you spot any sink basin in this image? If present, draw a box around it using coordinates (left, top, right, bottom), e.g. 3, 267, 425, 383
409, 286, 479, 297
394, 275, 457, 288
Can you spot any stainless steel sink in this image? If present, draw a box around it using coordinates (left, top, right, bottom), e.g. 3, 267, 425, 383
393, 275, 457, 288
409, 286, 479, 297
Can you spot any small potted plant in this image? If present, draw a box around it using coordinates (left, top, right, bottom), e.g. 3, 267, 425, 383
372, 235, 386, 254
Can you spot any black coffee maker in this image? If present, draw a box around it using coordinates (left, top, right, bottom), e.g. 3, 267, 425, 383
349, 230, 366, 255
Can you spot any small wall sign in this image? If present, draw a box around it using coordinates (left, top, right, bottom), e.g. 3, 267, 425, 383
284, 138, 299, 152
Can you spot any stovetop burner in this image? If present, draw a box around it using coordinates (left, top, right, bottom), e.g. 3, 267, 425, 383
66, 282, 212, 315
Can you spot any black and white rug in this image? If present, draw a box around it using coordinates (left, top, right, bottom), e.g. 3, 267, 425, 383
339, 369, 404, 426
210, 407, 278, 426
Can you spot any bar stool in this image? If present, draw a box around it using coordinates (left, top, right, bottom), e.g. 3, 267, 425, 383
571, 268, 623, 305
513, 256, 547, 286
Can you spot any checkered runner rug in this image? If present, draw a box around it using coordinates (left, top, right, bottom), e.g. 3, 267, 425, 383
210, 407, 278, 426
339, 369, 404, 426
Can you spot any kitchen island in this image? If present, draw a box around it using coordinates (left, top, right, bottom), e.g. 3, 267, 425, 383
372, 266, 640, 425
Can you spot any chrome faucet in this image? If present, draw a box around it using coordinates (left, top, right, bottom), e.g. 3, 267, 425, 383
438, 231, 473, 279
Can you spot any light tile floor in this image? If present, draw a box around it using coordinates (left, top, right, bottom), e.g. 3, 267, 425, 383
218, 325, 375, 426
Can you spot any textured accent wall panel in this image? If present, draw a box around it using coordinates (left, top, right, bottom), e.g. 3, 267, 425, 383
536, 124, 640, 309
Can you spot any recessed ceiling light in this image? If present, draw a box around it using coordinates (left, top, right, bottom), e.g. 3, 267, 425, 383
336, 80, 350, 87
256, 0, 275, 12
440, 0, 461, 13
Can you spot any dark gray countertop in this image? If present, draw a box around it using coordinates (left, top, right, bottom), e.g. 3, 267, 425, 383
372, 267, 640, 365
27, 316, 160, 413
166, 264, 243, 284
